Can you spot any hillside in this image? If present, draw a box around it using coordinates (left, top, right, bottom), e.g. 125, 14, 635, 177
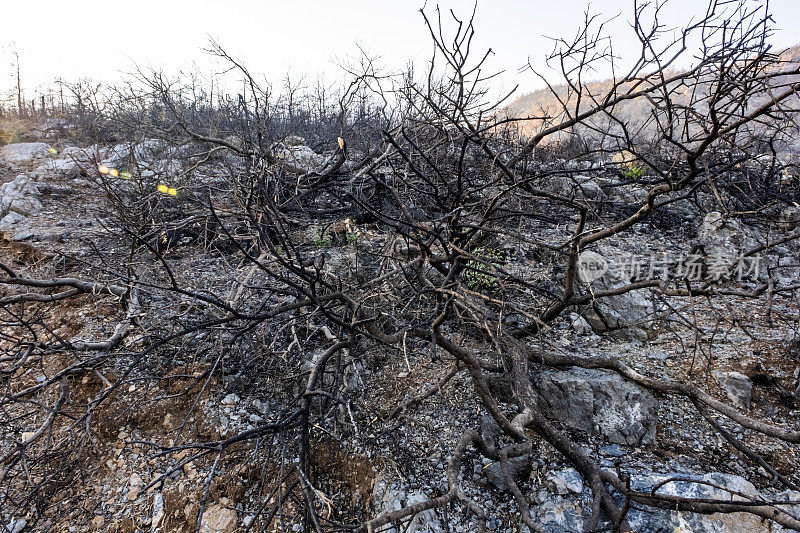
505, 44, 800, 153
1, 10, 800, 533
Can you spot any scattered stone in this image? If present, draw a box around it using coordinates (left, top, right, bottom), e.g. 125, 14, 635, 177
373, 470, 443, 532
712, 370, 753, 410
573, 176, 605, 199
222, 393, 240, 405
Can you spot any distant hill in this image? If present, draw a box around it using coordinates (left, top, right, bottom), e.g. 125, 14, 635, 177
504, 44, 800, 147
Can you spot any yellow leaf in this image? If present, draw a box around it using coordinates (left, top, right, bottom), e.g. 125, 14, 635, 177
167, 188, 177, 196
157, 184, 169, 194
337, 137, 345, 150
109, 168, 119, 178
98, 165, 110, 175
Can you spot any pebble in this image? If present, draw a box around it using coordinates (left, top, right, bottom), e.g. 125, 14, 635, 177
222, 393, 240, 405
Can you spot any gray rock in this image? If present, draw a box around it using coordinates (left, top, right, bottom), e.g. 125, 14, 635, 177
576, 250, 609, 283
697, 211, 758, 256
0, 211, 25, 230
276, 143, 324, 173
577, 250, 653, 339
479, 414, 503, 448
0, 142, 51, 162
344, 360, 365, 390
284, 135, 308, 146
712, 371, 752, 410
545, 175, 607, 200
623, 472, 786, 533
4, 519, 25, 533
569, 312, 592, 336
152, 492, 165, 529
573, 176, 605, 199
530, 471, 799, 533
199, 500, 237, 533
221, 393, 240, 405
545, 468, 583, 495
529, 494, 586, 533
535, 367, 658, 445
599, 444, 626, 457
11, 230, 34, 241
779, 205, 800, 231
36, 154, 80, 176
483, 456, 532, 491
0, 174, 42, 217
104, 139, 164, 167
776, 254, 800, 287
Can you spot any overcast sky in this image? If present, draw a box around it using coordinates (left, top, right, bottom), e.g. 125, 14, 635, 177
2, 0, 799, 101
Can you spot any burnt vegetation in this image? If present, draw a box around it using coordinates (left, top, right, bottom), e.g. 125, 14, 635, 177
2, 1, 800, 531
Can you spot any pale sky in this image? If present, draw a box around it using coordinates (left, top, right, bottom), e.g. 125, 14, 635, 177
2, 0, 799, 102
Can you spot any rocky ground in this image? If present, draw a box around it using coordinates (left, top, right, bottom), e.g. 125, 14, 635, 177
1, 136, 799, 533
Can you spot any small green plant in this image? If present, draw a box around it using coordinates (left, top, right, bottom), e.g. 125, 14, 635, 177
346, 231, 359, 246
622, 166, 644, 180
463, 247, 503, 290
312, 231, 332, 248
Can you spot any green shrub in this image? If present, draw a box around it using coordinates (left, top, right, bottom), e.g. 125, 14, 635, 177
622, 166, 644, 180
463, 247, 503, 290
312, 232, 332, 248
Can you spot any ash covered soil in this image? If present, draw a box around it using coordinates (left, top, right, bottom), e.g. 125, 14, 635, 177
1, 136, 799, 533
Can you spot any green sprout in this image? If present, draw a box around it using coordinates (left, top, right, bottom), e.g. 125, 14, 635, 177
622, 166, 644, 181
346, 231, 359, 246
312, 231, 332, 248
463, 247, 503, 290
